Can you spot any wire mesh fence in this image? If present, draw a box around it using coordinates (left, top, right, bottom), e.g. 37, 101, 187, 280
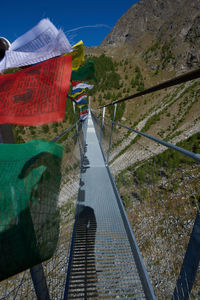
0, 120, 85, 299
92, 109, 112, 162
91, 109, 200, 300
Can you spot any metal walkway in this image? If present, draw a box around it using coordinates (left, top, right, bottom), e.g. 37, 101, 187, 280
64, 111, 155, 299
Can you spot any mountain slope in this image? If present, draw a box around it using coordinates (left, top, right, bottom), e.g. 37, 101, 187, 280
100, 0, 200, 72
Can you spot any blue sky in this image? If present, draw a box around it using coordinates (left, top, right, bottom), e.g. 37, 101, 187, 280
0, 0, 138, 47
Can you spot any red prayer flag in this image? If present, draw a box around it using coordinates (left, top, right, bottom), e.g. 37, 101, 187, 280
80, 109, 88, 116
71, 81, 82, 87
0, 55, 72, 125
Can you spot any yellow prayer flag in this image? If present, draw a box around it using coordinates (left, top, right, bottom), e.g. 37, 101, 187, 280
63, 40, 84, 70
76, 103, 87, 108
71, 89, 87, 98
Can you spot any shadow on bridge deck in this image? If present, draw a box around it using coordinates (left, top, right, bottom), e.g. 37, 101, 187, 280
64, 111, 155, 300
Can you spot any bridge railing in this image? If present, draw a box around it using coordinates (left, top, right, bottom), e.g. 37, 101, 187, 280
0, 120, 84, 299
91, 108, 200, 300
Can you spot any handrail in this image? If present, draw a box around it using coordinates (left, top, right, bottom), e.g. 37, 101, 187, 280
101, 115, 200, 163
52, 120, 80, 142
98, 67, 200, 108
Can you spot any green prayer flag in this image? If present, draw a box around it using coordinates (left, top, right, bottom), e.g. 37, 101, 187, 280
71, 61, 96, 81
79, 105, 88, 112
0, 139, 63, 281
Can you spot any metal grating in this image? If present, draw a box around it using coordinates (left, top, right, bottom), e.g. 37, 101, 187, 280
64, 112, 155, 299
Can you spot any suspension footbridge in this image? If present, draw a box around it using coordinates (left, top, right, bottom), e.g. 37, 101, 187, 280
0, 71, 200, 300
64, 111, 155, 299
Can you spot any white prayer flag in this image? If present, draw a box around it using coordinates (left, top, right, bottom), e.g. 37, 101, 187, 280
72, 82, 94, 91
0, 19, 72, 72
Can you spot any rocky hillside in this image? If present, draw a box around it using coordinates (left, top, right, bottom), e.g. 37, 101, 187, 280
85, 0, 200, 148
85, 3, 200, 297
100, 0, 200, 73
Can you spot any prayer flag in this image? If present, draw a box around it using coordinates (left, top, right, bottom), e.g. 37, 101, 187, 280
70, 81, 93, 106
0, 139, 63, 280
80, 105, 88, 112
77, 103, 87, 109
75, 93, 87, 104
71, 61, 96, 81
80, 110, 88, 119
80, 109, 88, 114
71, 88, 87, 98
71, 81, 94, 91
0, 55, 72, 125
0, 19, 72, 73
77, 100, 87, 107
64, 40, 84, 71
80, 113, 88, 121
10, 19, 59, 51
79, 105, 88, 118
71, 88, 85, 95
79, 103, 88, 120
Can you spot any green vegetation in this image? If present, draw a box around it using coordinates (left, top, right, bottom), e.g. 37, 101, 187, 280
85, 54, 127, 120
166, 81, 200, 141
131, 66, 145, 91
108, 102, 126, 121
116, 132, 200, 192
160, 41, 175, 70
42, 124, 49, 134
143, 40, 161, 63
142, 113, 160, 132
142, 38, 176, 73
85, 54, 121, 95
12, 126, 25, 144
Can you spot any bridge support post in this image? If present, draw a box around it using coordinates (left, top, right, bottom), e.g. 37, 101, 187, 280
107, 104, 117, 164
100, 106, 106, 145
73, 102, 84, 159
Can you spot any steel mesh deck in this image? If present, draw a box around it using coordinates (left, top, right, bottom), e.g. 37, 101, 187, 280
64, 112, 154, 299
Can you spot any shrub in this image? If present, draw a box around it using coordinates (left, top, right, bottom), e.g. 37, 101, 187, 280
42, 124, 49, 133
